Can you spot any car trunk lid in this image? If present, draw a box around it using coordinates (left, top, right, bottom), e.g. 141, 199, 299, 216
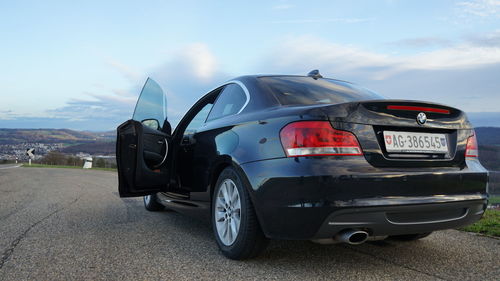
319, 100, 473, 168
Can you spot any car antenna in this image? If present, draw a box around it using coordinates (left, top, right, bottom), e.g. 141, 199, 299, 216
307, 69, 323, 80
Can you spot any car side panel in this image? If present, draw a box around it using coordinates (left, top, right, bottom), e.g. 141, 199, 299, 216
188, 108, 329, 193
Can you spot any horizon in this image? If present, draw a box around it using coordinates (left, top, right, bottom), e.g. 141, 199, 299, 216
1, 111, 500, 131
1, 0, 500, 130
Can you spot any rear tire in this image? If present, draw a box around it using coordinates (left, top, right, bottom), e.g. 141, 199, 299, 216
143, 193, 165, 211
212, 167, 269, 260
390, 232, 432, 241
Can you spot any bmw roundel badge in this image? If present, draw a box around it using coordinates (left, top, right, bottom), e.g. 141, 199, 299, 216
417, 112, 427, 125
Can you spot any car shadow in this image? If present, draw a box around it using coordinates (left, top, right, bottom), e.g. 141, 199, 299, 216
150, 208, 422, 260
110, 199, 494, 279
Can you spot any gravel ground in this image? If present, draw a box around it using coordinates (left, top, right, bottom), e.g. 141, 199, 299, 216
0, 165, 498, 281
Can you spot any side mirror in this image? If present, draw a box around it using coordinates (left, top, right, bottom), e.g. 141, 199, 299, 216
141, 119, 160, 130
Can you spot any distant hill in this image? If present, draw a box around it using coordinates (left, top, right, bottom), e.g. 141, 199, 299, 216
0, 128, 114, 144
475, 127, 500, 146
467, 112, 500, 128
58, 142, 115, 155
0, 126, 499, 160
467, 127, 500, 172
0, 129, 116, 158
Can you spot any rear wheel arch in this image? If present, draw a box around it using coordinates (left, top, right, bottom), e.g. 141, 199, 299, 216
210, 163, 269, 259
209, 159, 254, 202
209, 160, 268, 237
209, 156, 232, 198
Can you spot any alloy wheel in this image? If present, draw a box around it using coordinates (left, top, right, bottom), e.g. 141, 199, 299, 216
215, 179, 242, 246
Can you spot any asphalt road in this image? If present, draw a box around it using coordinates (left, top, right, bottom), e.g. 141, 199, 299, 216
0, 165, 498, 281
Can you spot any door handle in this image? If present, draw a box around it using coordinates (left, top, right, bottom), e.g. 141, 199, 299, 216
181, 135, 196, 146
157, 140, 164, 144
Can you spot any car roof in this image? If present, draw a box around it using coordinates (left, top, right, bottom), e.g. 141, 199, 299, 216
229, 75, 358, 90
233, 74, 352, 84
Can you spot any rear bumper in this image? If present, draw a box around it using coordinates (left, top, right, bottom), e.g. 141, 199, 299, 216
239, 157, 489, 240
314, 199, 486, 238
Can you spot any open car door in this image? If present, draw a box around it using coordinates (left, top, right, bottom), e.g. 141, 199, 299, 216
116, 78, 171, 197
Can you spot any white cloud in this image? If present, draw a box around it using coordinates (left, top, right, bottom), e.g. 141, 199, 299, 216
47, 91, 137, 122
388, 37, 453, 48
260, 35, 500, 80
254, 34, 500, 112
457, 0, 500, 18
465, 29, 500, 46
403, 44, 500, 70
0, 110, 15, 120
149, 43, 228, 125
170, 43, 218, 82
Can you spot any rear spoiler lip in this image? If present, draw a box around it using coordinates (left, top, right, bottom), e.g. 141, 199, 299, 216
319, 100, 473, 130
272, 99, 462, 113
357, 99, 462, 113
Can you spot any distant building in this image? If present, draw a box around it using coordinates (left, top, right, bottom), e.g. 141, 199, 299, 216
82, 157, 92, 169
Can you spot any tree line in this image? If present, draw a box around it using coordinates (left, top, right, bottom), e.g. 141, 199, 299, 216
36, 151, 116, 168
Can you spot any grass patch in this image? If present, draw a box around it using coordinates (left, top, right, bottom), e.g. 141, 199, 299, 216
489, 196, 500, 205
22, 163, 116, 172
23, 163, 81, 169
459, 209, 500, 237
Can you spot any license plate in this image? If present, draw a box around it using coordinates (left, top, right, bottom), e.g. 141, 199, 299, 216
383, 131, 448, 153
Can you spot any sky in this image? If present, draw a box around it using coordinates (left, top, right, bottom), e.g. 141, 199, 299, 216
0, 0, 499, 130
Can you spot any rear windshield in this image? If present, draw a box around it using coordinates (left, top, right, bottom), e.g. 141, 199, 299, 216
259, 76, 383, 106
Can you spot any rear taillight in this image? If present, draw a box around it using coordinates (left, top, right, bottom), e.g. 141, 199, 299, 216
279, 121, 363, 157
465, 132, 478, 158
387, 105, 450, 114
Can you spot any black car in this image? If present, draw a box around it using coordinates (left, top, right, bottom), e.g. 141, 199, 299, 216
116, 71, 489, 260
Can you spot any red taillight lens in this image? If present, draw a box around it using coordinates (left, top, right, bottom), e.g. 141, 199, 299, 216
465, 132, 478, 158
387, 105, 450, 114
279, 121, 363, 157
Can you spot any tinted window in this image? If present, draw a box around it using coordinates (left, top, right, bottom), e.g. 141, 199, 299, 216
133, 78, 167, 126
207, 84, 247, 121
184, 103, 213, 134
259, 76, 383, 106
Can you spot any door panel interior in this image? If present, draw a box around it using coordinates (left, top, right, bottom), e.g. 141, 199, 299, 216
142, 125, 169, 168
117, 120, 138, 196
117, 120, 169, 197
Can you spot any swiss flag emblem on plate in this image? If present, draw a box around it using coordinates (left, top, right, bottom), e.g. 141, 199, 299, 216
385, 135, 392, 145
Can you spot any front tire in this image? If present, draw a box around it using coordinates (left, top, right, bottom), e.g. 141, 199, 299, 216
212, 167, 268, 260
143, 193, 165, 211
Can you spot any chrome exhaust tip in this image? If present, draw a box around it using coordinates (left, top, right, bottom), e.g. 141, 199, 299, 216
335, 230, 369, 245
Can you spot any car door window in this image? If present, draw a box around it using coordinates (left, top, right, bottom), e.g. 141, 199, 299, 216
206, 83, 247, 121
184, 103, 213, 135
132, 78, 167, 130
